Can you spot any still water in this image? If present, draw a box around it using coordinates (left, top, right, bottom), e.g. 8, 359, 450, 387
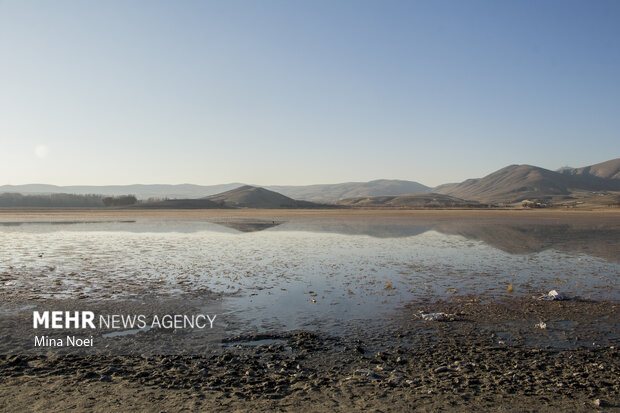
1, 218, 618, 332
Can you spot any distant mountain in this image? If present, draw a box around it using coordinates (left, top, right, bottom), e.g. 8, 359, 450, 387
0, 180, 429, 202
336, 193, 483, 208
204, 185, 327, 209
0, 183, 244, 200
266, 179, 430, 202
3, 159, 618, 206
558, 158, 620, 180
131, 199, 224, 209
435, 161, 620, 203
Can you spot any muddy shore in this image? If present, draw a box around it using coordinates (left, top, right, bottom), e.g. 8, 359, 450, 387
1, 210, 618, 411
1, 207, 620, 223
1, 297, 618, 412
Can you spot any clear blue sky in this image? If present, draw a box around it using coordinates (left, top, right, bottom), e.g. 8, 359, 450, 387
1, 0, 619, 186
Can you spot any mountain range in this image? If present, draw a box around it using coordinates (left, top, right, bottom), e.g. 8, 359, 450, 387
336, 193, 483, 208
1, 158, 618, 205
557, 158, 620, 180
435, 158, 620, 203
0, 183, 243, 200
0, 180, 430, 203
267, 180, 430, 202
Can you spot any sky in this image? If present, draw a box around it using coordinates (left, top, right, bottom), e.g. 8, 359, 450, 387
1, 0, 619, 187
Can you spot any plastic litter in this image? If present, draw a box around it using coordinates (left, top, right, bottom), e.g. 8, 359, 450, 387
538, 290, 571, 301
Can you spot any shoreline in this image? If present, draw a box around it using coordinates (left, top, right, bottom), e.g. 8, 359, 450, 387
1, 210, 618, 410
1, 296, 618, 411
1, 207, 620, 222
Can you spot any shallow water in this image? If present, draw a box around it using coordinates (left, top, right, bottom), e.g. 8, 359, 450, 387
1, 219, 618, 333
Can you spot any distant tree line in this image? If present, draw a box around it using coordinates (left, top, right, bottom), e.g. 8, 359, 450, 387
102, 195, 138, 206
0, 193, 138, 208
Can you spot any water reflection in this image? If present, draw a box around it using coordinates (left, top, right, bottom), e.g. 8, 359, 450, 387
278, 220, 620, 263
433, 222, 620, 262
1, 218, 618, 263
217, 221, 282, 233
1, 216, 618, 333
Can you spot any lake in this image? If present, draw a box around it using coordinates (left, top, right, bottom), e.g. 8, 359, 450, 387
1, 213, 618, 335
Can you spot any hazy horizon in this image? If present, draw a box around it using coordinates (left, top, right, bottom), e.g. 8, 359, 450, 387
0, 155, 617, 190
2, 1, 619, 187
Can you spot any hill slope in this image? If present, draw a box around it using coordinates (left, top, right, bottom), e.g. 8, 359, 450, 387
204, 186, 324, 208
435, 163, 620, 203
336, 193, 483, 208
267, 179, 430, 202
558, 158, 620, 180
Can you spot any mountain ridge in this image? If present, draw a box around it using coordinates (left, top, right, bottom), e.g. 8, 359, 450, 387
1, 158, 618, 205
558, 158, 620, 180
336, 193, 484, 208
434, 162, 620, 203
266, 179, 430, 202
0, 183, 244, 200
0, 179, 430, 202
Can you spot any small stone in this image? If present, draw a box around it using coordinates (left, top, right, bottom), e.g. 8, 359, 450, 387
434, 366, 449, 374
354, 369, 375, 378
387, 375, 402, 385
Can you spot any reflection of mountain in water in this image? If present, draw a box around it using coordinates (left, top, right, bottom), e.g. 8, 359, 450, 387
215, 221, 282, 233
434, 223, 620, 262
0, 220, 137, 226
279, 220, 620, 262
0, 220, 282, 234
280, 221, 431, 238
2, 218, 617, 262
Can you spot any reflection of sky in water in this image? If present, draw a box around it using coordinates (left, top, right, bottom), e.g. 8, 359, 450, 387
0, 220, 618, 332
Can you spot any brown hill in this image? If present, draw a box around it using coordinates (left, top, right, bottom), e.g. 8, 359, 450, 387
336, 193, 483, 208
559, 158, 620, 180
204, 186, 326, 209
435, 163, 620, 203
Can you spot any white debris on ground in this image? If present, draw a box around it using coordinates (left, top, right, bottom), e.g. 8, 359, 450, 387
538, 290, 571, 301
535, 321, 547, 329
416, 312, 460, 321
